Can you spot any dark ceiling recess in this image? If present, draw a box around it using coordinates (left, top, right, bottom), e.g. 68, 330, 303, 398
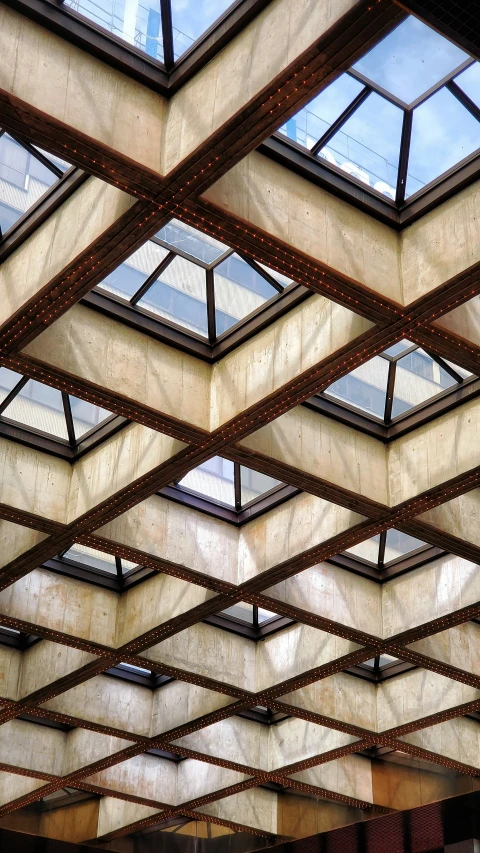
399, 1, 480, 58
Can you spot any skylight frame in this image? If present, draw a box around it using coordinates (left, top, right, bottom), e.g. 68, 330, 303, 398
268, 25, 480, 224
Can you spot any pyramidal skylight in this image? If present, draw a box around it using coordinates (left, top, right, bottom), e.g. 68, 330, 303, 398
0, 130, 71, 237
175, 456, 283, 510
321, 340, 474, 423
345, 529, 429, 569
0, 367, 113, 445
62, 0, 236, 64
96, 218, 293, 341
61, 544, 139, 577
278, 16, 480, 203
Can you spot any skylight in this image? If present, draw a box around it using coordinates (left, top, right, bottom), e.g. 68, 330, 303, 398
176, 455, 282, 510
0, 130, 71, 237
96, 218, 293, 342
277, 16, 480, 204
345, 529, 429, 569
61, 544, 139, 577
61, 0, 237, 65
0, 367, 113, 445
321, 341, 474, 423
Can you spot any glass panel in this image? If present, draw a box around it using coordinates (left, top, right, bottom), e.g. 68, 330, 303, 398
278, 74, 364, 149
324, 355, 390, 419
382, 339, 413, 358
98, 242, 169, 300
2, 379, 68, 439
220, 602, 254, 623
455, 62, 480, 108
121, 557, 139, 571
138, 255, 208, 337
119, 662, 151, 673
0, 367, 22, 405
319, 92, 402, 199
171, 0, 234, 59
352, 16, 468, 105
257, 262, 293, 289
178, 456, 235, 506
156, 219, 227, 264
384, 529, 427, 563
214, 254, 278, 336
69, 396, 113, 440
63, 0, 164, 62
240, 466, 282, 507
378, 654, 399, 667
257, 607, 279, 623
443, 359, 474, 380
345, 534, 380, 564
0, 134, 58, 234
33, 146, 71, 173
63, 544, 117, 574
392, 348, 458, 418
406, 87, 480, 199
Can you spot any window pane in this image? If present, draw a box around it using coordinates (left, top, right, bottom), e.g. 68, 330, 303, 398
406, 88, 480, 198
257, 262, 293, 289
98, 242, 169, 300
156, 219, 227, 264
0, 134, 58, 233
353, 16, 468, 105
178, 456, 235, 506
171, 0, 234, 59
346, 534, 380, 564
240, 466, 281, 507
63, 0, 164, 62
63, 544, 117, 574
138, 255, 208, 337
324, 355, 390, 419
392, 348, 457, 418
382, 340, 413, 358
214, 254, 278, 336
2, 379, 68, 439
0, 367, 22, 404
384, 529, 427, 563
33, 146, 71, 174
319, 92, 402, 199
455, 62, 480, 108
69, 396, 113, 440
278, 74, 364, 149
257, 607, 278, 623
220, 602, 254, 623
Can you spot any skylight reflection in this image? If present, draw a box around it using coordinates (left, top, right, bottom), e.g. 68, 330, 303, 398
171, 0, 235, 59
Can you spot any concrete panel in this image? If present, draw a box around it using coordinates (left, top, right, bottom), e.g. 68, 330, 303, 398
240, 406, 388, 505
0, 645, 20, 702
84, 753, 177, 806
150, 680, 235, 738
408, 622, 480, 677
400, 716, 480, 771
400, 181, 480, 305
382, 555, 480, 639
238, 492, 365, 584
63, 727, 131, 775
388, 397, 480, 506
203, 152, 401, 302
377, 669, 480, 732
195, 787, 277, 834
177, 760, 248, 805
97, 796, 159, 838
115, 573, 217, 647
290, 754, 374, 803
266, 562, 382, 639
43, 674, 153, 737
0, 179, 134, 328
24, 305, 211, 432
0, 439, 70, 523
0, 771, 46, 807
17, 640, 96, 700
0, 6, 166, 175
0, 567, 118, 646
97, 495, 239, 585
280, 672, 376, 733
67, 424, 185, 522
0, 718, 65, 776
210, 292, 373, 429
417, 489, 480, 547
0, 520, 47, 569
435, 297, 480, 346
